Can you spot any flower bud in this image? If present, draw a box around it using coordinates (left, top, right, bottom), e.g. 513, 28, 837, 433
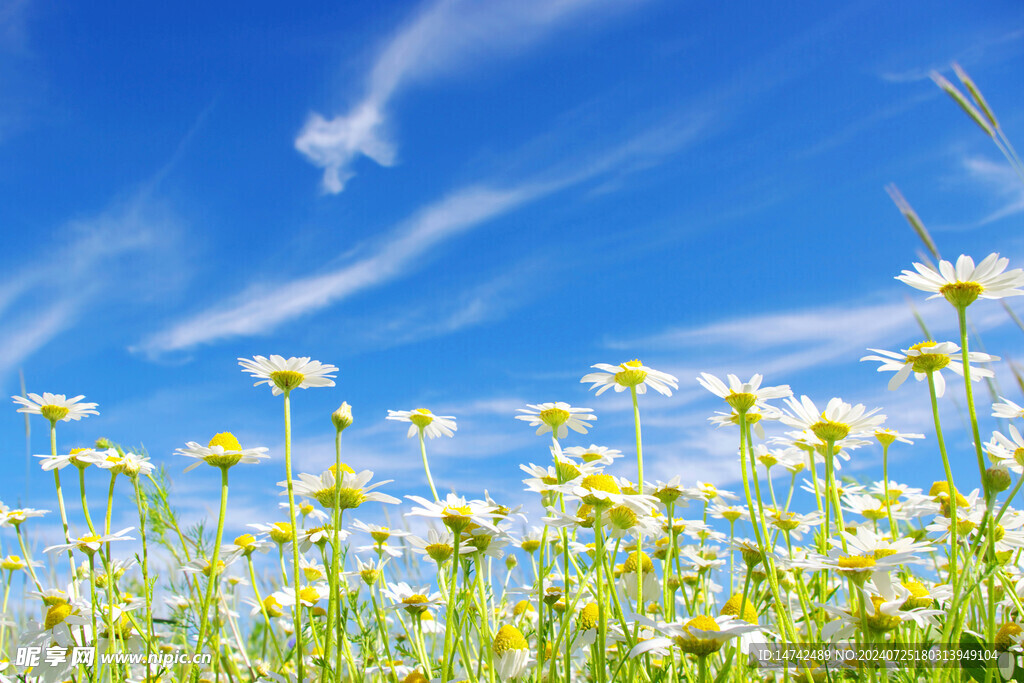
984, 467, 1012, 493
332, 402, 353, 432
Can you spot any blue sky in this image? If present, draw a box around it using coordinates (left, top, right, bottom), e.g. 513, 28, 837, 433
2, 0, 1024, 547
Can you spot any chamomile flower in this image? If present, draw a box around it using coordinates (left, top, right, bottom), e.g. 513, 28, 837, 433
12, 392, 98, 422
562, 444, 623, 466
405, 494, 500, 534
386, 408, 457, 439
994, 397, 1024, 420
238, 355, 338, 395
896, 253, 1024, 307
515, 402, 595, 438
780, 396, 885, 444
988, 425, 1024, 473
0, 506, 49, 527
45, 528, 135, 556
873, 428, 925, 447
286, 469, 400, 510
708, 405, 781, 440
381, 582, 443, 615
581, 359, 679, 397
492, 624, 531, 680
627, 614, 764, 658
861, 341, 997, 397
406, 528, 473, 563
351, 519, 409, 543
278, 499, 329, 523
176, 432, 269, 472
34, 447, 110, 471
697, 373, 792, 412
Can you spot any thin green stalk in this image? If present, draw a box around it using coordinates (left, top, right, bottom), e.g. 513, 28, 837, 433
187, 466, 229, 682
282, 390, 305, 683
419, 429, 440, 503
49, 422, 78, 598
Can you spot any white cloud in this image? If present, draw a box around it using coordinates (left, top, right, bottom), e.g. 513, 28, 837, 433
294, 0, 636, 193
0, 196, 182, 381
961, 155, 1024, 227
142, 117, 706, 355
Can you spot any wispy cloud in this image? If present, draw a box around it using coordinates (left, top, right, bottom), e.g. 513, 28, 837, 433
607, 293, 1014, 381
294, 0, 636, 193
141, 117, 706, 356
0, 196, 183, 381
960, 155, 1024, 228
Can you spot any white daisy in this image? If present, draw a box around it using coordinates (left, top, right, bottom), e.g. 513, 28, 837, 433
386, 408, 457, 439
381, 582, 444, 615
514, 402, 595, 438
896, 253, 1024, 307
861, 341, 997, 397
562, 444, 623, 465
12, 392, 98, 422
176, 432, 269, 472
492, 624, 531, 680
627, 614, 763, 658
994, 397, 1024, 420
45, 528, 134, 556
238, 355, 338, 396
405, 494, 500, 534
780, 395, 885, 444
0, 506, 49, 527
987, 425, 1024, 473
696, 372, 791, 412
285, 469, 400, 510
580, 359, 679, 397
873, 428, 925, 447
33, 447, 110, 471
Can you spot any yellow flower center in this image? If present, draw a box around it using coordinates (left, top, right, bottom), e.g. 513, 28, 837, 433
360, 568, 381, 585
900, 581, 933, 610
939, 281, 983, 308
408, 409, 434, 429
996, 623, 1023, 652
45, 603, 74, 630
810, 417, 850, 442
370, 529, 391, 543
721, 595, 758, 624
875, 429, 898, 447
580, 451, 603, 463
539, 407, 571, 429
269, 370, 305, 392
622, 551, 654, 574
442, 505, 475, 533
608, 505, 638, 530
298, 587, 320, 604
0, 555, 25, 570
40, 404, 69, 422
613, 359, 648, 388
521, 539, 541, 554
493, 624, 528, 654
577, 602, 600, 630
837, 555, 876, 570
263, 595, 284, 617
863, 596, 901, 632
555, 461, 581, 482
234, 534, 257, 550
725, 392, 757, 412
513, 599, 535, 616
403, 594, 430, 615
675, 615, 723, 656
905, 341, 951, 373
314, 485, 365, 510
269, 522, 293, 544
208, 432, 242, 451
328, 463, 355, 476
425, 542, 453, 563
771, 512, 800, 531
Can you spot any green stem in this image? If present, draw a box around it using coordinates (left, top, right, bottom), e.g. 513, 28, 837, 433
419, 429, 440, 503
282, 390, 305, 683
188, 466, 229, 682
441, 530, 462, 683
